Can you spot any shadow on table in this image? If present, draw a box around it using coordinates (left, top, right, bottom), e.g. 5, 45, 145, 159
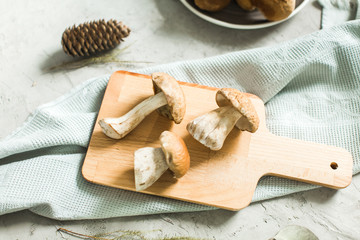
39, 49, 115, 73
39, 49, 73, 73
39, 47, 139, 73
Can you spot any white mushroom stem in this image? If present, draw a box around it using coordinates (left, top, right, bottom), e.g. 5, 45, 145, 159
187, 105, 242, 151
134, 147, 168, 191
99, 92, 167, 139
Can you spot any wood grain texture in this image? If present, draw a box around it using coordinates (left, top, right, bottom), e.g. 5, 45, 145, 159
82, 71, 353, 210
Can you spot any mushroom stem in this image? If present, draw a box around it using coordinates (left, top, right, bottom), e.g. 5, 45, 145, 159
99, 92, 168, 139
134, 147, 168, 191
187, 105, 242, 151
134, 131, 190, 191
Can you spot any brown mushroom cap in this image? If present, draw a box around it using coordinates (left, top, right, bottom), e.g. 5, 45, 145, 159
194, 0, 231, 12
216, 88, 259, 133
235, 0, 256, 11
160, 131, 190, 178
253, 0, 295, 21
152, 72, 186, 124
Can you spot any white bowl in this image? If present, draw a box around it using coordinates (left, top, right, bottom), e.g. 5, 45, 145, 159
180, 0, 310, 30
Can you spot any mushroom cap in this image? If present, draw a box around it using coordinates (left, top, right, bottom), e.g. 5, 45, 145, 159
253, 0, 295, 21
152, 72, 186, 124
194, 0, 231, 12
235, 0, 256, 11
159, 131, 190, 178
216, 88, 259, 133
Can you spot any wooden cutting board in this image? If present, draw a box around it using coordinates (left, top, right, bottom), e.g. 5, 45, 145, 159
82, 70, 353, 211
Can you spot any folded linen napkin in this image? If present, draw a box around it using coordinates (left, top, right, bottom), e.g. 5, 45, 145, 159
1, 21, 360, 220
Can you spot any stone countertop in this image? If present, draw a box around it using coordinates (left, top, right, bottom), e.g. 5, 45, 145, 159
0, 0, 359, 239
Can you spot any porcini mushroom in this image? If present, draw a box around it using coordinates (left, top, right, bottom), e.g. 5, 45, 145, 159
235, 0, 256, 11
134, 131, 190, 191
187, 88, 259, 151
99, 72, 186, 139
252, 0, 295, 21
235, 0, 295, 21
194, 0, 231, 12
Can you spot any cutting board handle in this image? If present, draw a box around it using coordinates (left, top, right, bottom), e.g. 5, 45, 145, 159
250, 133, 353, 189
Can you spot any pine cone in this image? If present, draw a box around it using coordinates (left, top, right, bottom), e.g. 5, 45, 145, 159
61, 19, 130, 57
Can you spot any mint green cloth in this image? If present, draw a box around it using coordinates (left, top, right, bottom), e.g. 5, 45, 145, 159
319, 0, 360, 28
1, 21, 360, 220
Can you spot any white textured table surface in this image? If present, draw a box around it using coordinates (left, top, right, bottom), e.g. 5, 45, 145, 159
1, 0, 360, 239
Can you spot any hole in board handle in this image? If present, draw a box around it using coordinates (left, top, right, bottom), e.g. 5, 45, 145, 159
330, 162, 338, 170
